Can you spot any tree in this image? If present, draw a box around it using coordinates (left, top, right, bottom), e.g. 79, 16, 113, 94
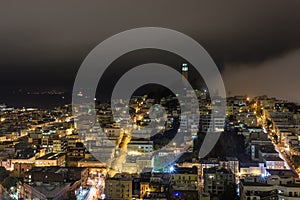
0, 167, 9, 183
2, 177, 18, 191
266, 119, 272, 128
219, 183, 239, 200
292, 155, 300, 171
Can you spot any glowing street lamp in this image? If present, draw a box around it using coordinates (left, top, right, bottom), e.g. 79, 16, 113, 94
169, 166, 175, 172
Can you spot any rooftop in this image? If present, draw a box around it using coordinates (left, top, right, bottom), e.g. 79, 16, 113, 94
26, 182, 70, 198
264, 157, 284, 162
204, 167, 232, 175
36, 153, 65, 160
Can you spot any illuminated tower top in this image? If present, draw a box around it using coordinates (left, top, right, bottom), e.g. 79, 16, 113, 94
181, 63, 189, 81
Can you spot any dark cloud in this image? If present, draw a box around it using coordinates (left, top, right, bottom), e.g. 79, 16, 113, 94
223, 49, 300, 103
0, 0, 300, 102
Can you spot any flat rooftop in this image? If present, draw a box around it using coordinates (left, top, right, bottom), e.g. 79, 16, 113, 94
37, 153, 65, 160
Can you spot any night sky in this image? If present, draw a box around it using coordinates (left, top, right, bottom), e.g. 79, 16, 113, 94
1, 1, 300, 106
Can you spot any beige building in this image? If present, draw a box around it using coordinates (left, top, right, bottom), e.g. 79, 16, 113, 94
240, 175, 300, 200
52, 139, 67, 153
11, 163, 33, 178
203, 167, 235, 197
104, 128, 122, 137
127, 140, 153, 154
264, 157, 285, 170
240, 179, 277, 200
35, 153, 66, 167
105, 174, 132, 200
278, 182, 300, 200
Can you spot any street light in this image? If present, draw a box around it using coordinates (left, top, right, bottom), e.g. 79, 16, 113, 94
169, 166, 175, 172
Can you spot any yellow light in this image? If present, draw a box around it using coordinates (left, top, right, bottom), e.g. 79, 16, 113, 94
127, 151, 142, 156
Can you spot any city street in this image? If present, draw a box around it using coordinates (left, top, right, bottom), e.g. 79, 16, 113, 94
109, 132, 132, 172
260, 116, 299, 176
